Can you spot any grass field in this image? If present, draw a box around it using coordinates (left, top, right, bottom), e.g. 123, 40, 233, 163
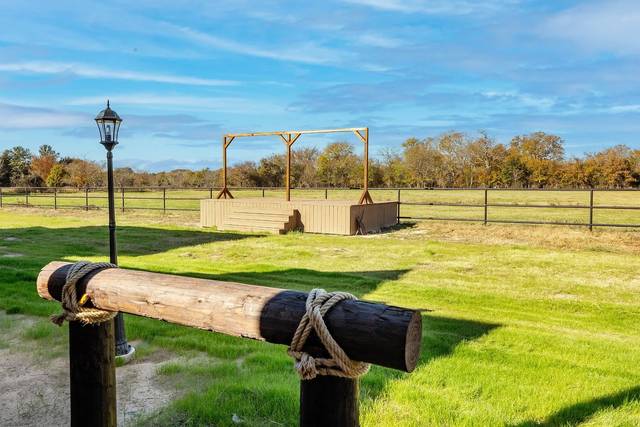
1, 208, 640, 426
2, 187, 640, 227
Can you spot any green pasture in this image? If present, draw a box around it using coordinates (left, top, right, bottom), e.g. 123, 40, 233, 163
0, 208, 639, 425
2, 188, 639, 226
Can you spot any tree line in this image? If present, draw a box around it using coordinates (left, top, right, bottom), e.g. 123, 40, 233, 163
1, 131, 639, 189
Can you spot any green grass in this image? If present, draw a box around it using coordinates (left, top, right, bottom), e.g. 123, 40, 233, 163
3, 187, 640, 226
0, 208, 639, 426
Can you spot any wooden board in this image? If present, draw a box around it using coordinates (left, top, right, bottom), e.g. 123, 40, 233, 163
201, 198, 398, 235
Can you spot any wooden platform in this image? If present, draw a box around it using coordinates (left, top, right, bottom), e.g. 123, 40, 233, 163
201, 198, 398, 235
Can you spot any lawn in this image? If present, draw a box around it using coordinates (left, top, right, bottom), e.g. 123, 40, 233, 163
0, 208, 639, 426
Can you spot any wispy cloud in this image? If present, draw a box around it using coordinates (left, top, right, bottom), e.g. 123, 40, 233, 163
342, 0, 517, 15
166, 24, 346, 66
66, 94, 285, 114
540, 0, 640, 55
356, 33, 404, 48
0, 102, 87, 129
0, 62, 237, 86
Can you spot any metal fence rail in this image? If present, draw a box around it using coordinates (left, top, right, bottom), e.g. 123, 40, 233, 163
1, 186, 639, 230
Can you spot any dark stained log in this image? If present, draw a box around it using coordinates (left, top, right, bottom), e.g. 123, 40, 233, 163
37, 261, 422, 372
69, 320, 117, 427
300, 376, 359, 427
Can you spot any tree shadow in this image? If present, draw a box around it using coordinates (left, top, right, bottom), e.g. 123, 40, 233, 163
168, 267, 499, 409
510, 386, 640, 426
0, 225, 261, 260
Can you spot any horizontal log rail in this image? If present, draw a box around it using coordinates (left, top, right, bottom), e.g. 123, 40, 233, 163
38, 261, 421, 372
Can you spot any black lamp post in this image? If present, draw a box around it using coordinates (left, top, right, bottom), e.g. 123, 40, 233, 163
95, 100, 134, 360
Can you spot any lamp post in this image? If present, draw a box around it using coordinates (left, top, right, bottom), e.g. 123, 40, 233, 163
95, 100, 134, 361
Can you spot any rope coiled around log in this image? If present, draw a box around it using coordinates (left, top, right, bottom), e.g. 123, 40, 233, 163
287, 289, 370, 380
50, 261, 117, 326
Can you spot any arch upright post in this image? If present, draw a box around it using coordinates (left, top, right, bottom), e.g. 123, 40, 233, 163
216, 135, 234, 199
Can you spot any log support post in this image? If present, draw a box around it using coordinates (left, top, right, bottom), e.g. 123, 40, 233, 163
69, 320, 117, 427
300, 377, 359, 427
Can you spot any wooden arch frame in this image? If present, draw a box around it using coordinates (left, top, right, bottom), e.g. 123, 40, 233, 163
216, 127, 374, 204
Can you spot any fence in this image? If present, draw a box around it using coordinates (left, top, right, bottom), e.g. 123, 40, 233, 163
2, 186, 640, 229
37, 261, 421, 427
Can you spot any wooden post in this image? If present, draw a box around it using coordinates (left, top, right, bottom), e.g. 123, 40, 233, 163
25, 187, 29, 207
286, 134, 292, 202
85, 187, 89, 211
300, 377, 358, 427
0, 187, 3, 208
163, 188, 166, 213
397, 188, 401, 224
484, 189, 488, 225
121, 187, 125, 212
216, 136, 234, 199
589, 189, 594, 231
356, 129, 373, 204
54, 188, 57, 210
262, 188, 265, 198
69, 320, 117, 427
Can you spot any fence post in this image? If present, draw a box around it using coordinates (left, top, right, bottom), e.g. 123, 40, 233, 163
69, 320, 117, 427
589, 189, 594, 231
163, 188, 167, 213
262, 188, 265, 198
209, 187, 213, 199
121, 187, 125, 213
300, 377, 358, 427
85, 188, 89, 211
54, 188, 57, 210
0, 188, 3, 208
484, 189, 488, 225
26, 187, 29, 207
325, 188, 328, 200
397, 188, 401, 224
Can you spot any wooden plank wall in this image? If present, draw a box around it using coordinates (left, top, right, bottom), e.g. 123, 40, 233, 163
201, 199, 398, 235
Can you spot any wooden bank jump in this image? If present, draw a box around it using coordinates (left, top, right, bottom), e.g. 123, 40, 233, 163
216, 127, 374, 204
37, 261, 421, 426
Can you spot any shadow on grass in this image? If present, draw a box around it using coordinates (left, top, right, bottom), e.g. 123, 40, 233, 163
0, 225, 260, 259
137, 267, 500, 425
511, 386, 640, 427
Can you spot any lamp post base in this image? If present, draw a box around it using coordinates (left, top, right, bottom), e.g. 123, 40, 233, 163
115, 343, 136, 365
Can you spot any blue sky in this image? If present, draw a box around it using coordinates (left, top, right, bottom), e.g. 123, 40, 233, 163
0, 0, 639, 171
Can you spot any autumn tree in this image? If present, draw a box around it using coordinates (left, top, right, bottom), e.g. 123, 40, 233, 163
30, 145, 59, 186
316, 142, 360, 187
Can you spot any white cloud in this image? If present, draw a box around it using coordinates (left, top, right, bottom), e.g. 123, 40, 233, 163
342, 0, 516, 15
0, 102, 87, 129
541, 0, 640, 54
482, 90, 556, 110
0, 62, 237, 86
606, 104, 640, 114
166, 24, 347, 66
356, 33, 404, 48
66, 94, 285, 114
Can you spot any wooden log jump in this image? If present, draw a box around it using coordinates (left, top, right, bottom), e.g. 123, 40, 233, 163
37, 261, 422, 426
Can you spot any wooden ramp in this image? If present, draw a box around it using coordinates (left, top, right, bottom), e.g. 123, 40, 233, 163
219, 206, 299, 234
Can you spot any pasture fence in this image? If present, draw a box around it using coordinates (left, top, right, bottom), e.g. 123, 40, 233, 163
1, 186, 640, 229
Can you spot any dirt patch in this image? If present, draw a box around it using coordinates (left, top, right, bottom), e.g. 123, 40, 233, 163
0, 314, 180, 426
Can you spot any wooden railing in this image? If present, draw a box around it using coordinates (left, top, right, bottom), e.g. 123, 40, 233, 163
37, 261, 422, 427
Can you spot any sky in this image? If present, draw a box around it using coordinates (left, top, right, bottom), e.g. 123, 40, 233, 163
0, 0, 639, 171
